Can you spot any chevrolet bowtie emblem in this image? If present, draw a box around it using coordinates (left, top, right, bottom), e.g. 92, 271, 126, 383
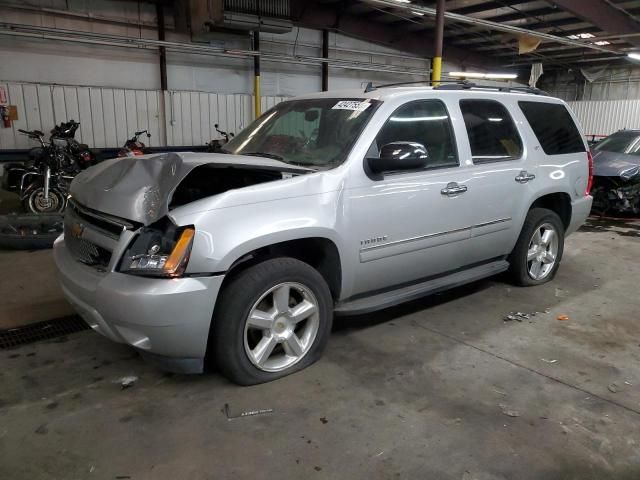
70, 222, 85, 238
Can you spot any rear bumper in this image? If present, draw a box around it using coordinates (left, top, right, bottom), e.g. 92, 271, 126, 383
53, 236, 224, 373
567, 195, 593, 236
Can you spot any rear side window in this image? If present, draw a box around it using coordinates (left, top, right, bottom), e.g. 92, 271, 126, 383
460, 100, 523, 163
519, 101, 585, 155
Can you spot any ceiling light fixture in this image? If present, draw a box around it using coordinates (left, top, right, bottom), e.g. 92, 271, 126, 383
594, 40, 610, 46
449, 71, 518, 80
628, 52, 640, 61
567, 32, 595, 40
411, 10, 425, 15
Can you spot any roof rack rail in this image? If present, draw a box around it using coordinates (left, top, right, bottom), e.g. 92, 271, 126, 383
433, 83, 548, 96
364, 80, 472, 93
363, 80, 548, 96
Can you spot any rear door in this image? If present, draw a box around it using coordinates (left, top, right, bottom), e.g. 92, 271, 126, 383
452, 97, 536, 266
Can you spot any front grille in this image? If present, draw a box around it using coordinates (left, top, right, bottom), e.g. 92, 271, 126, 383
67, 200, 130, 238
63, 202, 126, 269
64, 221, 112, 268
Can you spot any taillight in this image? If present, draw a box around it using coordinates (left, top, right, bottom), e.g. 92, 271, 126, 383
586, 150, 594, 196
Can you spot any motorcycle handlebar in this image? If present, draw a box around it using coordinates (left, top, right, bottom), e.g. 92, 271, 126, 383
18, 129, 44, 137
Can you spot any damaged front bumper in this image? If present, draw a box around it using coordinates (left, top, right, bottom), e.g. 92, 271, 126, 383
53, 236, 224, 373
592, 176, 640, 215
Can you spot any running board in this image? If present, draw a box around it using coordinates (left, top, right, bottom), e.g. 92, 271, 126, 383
334, 260, 509, 316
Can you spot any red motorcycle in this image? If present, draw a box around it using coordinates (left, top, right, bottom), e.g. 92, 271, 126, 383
117, 130, 151, 157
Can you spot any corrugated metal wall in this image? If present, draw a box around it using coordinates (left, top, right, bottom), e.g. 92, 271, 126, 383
0, 82, 286, 150
567, 99, 640, 136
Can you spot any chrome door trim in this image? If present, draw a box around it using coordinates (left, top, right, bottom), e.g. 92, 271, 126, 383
360, 225, 469, 252
473, 218, 512, 229
360, 217, 512, 253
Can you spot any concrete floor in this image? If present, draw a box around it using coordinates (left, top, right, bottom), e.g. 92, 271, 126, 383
0, 189, 73, 328
1, 218, 640, 480
0, 249, 73, 329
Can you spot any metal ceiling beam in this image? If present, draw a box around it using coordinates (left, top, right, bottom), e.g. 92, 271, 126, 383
474, 7, 559, 25
291, 1, 497, 68
444, 16, 591, 41
551, 0, 640, 47
360, 0, 619, 54
448, 0, 532, 16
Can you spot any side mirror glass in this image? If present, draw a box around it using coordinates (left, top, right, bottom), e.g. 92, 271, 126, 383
367, 142, 429, 174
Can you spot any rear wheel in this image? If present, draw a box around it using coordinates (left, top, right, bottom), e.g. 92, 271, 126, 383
211, 257, 333, 385
509, 208, 565, 286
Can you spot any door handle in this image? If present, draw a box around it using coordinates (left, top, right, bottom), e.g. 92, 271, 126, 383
515, 171, 536, 183
441, 182, 468, 196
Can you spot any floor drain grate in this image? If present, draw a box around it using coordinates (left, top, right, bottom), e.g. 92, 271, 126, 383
0, 316, 90, 349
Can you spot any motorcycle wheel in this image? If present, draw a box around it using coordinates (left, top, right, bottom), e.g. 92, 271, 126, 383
23, 188, 66, 214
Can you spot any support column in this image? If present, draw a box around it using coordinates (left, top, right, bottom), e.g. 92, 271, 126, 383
431, 0, 445, 86
322, 29, 329, 92
157, 2, 168, 91
253, 30, 261, 118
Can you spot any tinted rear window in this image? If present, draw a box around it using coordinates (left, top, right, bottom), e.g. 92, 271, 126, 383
459, 99, 523, 163
519, 101, 585, 155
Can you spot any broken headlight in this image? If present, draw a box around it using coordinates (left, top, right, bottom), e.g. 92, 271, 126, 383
119, 219, 195, 278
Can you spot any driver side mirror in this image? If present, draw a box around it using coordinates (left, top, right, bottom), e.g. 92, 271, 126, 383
367, 142, 429, 174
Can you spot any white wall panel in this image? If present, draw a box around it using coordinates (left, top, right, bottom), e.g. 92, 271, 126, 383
0, 81, 285, 149
567, 99, 640, 136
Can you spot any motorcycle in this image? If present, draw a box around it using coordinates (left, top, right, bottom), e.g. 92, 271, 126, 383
206, 124, 234, 152
2, 129, 74, 214
50, 120, 100, 171
118, 130, 151, 157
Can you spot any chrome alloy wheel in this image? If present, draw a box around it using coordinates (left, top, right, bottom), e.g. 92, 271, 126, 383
243, 282, 320, 372
527, 222, 559, 281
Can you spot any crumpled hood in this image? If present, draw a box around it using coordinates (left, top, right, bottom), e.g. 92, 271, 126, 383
70, 152, 311, 225
592, 150, 640, 180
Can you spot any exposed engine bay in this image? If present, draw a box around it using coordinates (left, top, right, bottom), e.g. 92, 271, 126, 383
169, 165, 291, 209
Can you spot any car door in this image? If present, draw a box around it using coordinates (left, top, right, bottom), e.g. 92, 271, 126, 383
345, 99, 479, 297
452, 97, 536, 267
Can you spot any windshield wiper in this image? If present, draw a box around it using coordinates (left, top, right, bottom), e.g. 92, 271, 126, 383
242, 151, 285, 161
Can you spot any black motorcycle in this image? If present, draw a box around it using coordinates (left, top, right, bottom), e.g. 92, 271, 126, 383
50, 120, 100, 171
2, 129, 74, 214
206, 124, 234, 152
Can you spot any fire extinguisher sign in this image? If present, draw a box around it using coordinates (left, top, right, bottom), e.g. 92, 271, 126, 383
0, 86, 7, 104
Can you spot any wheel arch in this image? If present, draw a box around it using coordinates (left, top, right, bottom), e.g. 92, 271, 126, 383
528, 191, 572, 231
220, 234, 344, 302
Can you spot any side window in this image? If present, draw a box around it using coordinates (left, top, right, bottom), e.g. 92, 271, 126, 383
373, 100, 458, 169
518, 101, 586, 155
460, 99, 523, 163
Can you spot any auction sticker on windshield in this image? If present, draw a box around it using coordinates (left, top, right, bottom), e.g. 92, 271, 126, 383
332, 100, 371, 111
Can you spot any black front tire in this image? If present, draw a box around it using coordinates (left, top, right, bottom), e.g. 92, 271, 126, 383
23, 188, 66, 214
509, 208, 565, 286
210, 257, 333, 386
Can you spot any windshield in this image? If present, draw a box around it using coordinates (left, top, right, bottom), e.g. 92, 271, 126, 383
222, 98, 380, 168
595, 131, 640, 155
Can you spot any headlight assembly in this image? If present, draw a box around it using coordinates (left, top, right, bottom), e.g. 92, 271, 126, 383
119, 219, 195, 278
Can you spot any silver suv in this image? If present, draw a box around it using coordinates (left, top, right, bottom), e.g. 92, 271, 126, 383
54, 84, 593, 385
